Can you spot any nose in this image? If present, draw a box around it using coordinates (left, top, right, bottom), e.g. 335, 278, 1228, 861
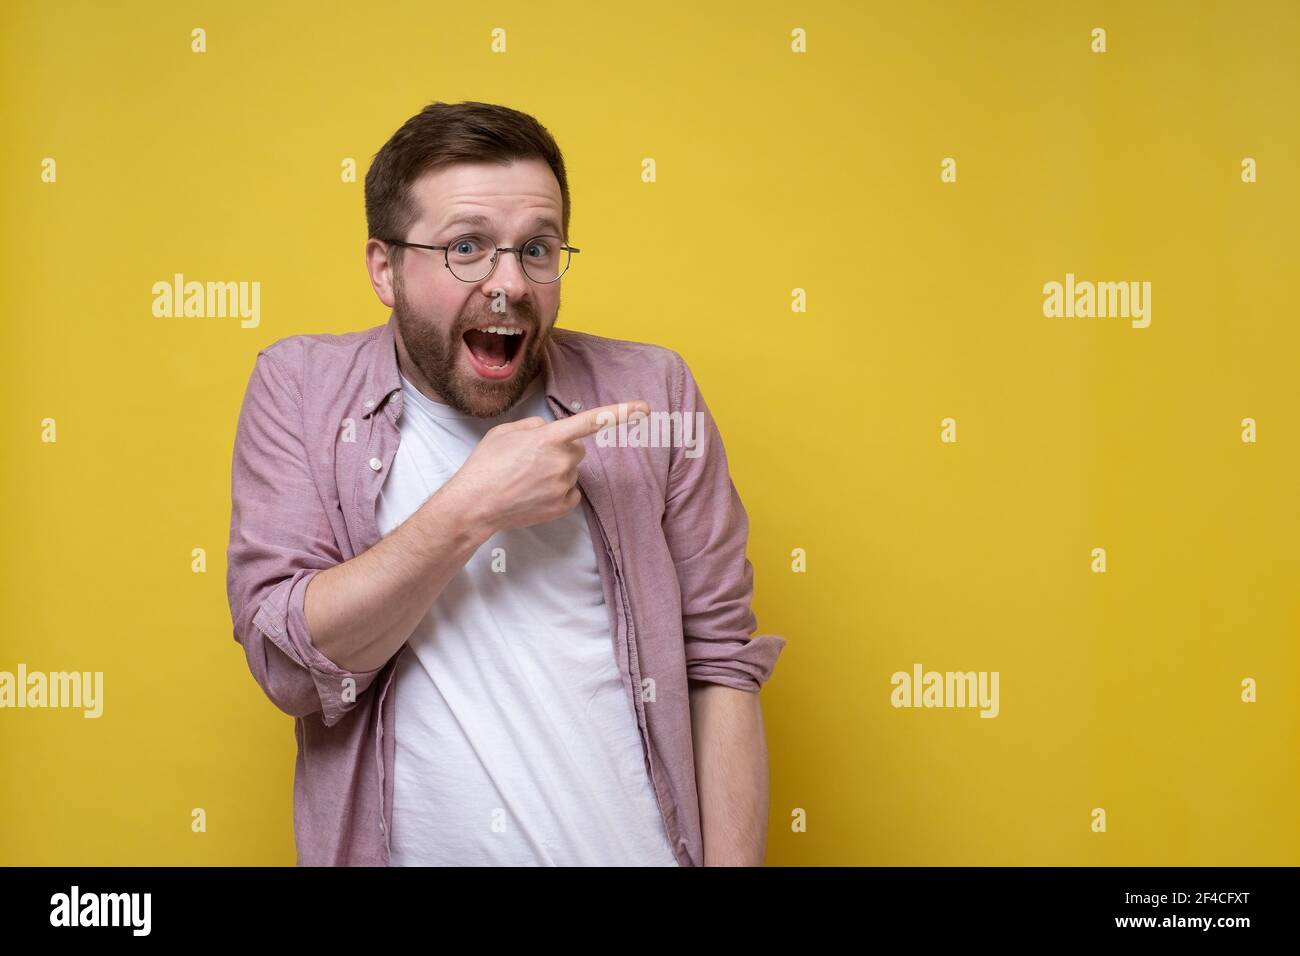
479, 247, 531, 304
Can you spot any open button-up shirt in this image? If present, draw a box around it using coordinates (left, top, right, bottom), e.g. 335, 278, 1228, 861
225, 313, 785, 865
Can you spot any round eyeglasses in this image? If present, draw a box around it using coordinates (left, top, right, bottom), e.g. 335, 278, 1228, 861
382, 233, 580, 283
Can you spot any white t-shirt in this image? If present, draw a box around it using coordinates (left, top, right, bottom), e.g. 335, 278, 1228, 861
376, 371, 680, 866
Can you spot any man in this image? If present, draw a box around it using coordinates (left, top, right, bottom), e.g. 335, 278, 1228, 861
225, 100, 785, 866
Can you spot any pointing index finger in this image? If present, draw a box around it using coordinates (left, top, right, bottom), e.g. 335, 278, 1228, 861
544, 401, 650, 443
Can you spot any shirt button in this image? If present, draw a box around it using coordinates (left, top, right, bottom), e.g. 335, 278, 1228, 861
570, 400, 583, 411
369, 457, 382, 471
364, 398, 375, 409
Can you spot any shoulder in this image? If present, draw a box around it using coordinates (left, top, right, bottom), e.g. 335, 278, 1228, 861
248, 323, 385, 403
256, 323, 381, 377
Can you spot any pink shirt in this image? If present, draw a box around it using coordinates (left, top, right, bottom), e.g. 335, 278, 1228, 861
225, 313, 785, 865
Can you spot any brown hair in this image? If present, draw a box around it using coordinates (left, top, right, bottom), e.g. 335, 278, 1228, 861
364, 100, 571, 269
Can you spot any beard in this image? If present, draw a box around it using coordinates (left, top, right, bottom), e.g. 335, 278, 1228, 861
393, 274, 553, 418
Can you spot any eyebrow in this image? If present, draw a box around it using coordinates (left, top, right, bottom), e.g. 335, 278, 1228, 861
439, 213, 562, 237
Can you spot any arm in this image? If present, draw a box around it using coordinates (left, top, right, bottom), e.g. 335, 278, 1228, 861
305, 483, 491, 674
660, 352, 786, 864
226, 350, 493, 726
310, 398, 654, 673
689, 681, 770, 866
227, 352, 642, 725
226, 350, 384, 727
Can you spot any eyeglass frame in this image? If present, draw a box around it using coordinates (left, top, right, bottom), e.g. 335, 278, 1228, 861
380, 233, 581, 284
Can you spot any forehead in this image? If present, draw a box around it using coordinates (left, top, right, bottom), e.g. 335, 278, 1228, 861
408, 158, 563, 234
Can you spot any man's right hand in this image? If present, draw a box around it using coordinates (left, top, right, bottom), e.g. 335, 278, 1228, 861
445, 400, 650, 534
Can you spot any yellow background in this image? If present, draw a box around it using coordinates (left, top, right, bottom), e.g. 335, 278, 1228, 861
2, 0, 1297, 865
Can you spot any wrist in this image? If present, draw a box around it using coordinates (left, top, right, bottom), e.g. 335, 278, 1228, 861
434, 476, 496, 546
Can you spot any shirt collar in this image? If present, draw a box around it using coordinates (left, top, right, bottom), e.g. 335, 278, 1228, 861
362, 311, 583, 420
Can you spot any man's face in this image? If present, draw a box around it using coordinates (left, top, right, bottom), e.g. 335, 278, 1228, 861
378, 158, 566, 418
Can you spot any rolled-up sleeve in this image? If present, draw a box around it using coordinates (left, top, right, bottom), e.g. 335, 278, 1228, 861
663, 352, 786, 693
226, 349, 384, 727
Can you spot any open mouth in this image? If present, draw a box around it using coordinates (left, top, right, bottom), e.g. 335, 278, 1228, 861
462, 324, 527, 380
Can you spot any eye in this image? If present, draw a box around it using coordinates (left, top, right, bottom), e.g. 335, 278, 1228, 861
524, 237, 553, 258
452, 236, 482, 256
